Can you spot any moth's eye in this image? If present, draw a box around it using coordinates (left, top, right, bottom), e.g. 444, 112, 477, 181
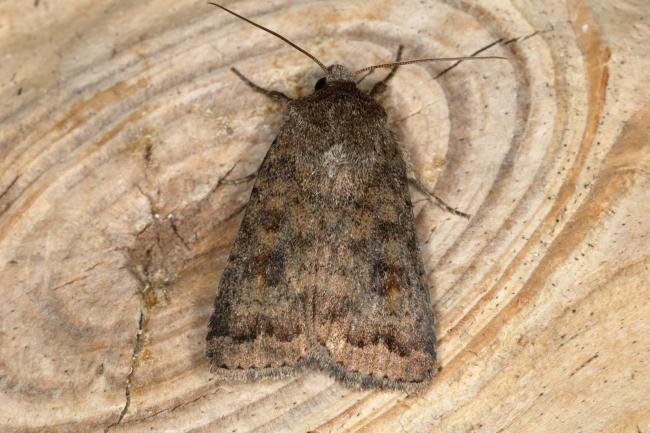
315, 77, 327, 91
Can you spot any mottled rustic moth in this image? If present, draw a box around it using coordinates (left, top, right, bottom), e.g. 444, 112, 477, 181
205, 2, 504, 390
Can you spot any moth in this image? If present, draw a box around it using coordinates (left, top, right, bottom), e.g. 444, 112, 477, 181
206, 2, 502, 390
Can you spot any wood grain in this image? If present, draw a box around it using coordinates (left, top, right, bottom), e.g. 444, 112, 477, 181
1, 0, 648, 432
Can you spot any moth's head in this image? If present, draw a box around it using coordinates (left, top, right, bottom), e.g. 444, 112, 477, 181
314, 64, 355, 91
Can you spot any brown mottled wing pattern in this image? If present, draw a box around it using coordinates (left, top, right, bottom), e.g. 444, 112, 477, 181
289, 83, 435, 389
311, 146, 436, 389
206, 136, 309, 378
207, 81, 435, 389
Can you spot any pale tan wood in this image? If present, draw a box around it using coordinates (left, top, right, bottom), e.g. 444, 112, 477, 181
1, 0, 649, 432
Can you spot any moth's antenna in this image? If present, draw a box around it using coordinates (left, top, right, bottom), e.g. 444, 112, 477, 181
355, 56, 507, 75
208, 2, 328, 73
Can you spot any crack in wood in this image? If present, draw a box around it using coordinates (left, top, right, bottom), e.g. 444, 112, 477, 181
105, 310, 145, 432
0, 175, 19, 202
51, 275, 90, 292
167, 214, 191, 250
0, 174, 20, 216
139, 387, 224, 422
569, 352, 599, 377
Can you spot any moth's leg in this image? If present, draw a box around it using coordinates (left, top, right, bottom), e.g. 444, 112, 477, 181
221, 172, 256, 185
355, 69, 375, 86
231, 67, 292, 103
369, 45, 404, 98
409, 174, 470, 219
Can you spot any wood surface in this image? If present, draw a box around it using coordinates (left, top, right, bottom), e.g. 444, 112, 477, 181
1, 0, 649, 432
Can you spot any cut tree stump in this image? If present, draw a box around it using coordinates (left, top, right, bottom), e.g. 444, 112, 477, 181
1, 1, 649, 432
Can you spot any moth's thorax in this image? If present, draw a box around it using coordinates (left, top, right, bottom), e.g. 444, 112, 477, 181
326, 64, 355, 82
